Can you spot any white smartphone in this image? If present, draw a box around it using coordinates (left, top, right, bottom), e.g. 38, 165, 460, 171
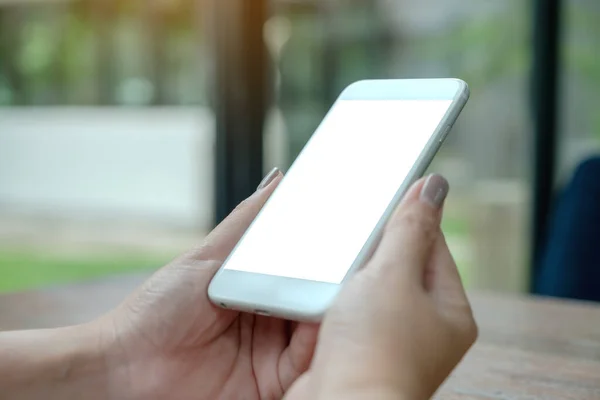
208, 78, 469, 321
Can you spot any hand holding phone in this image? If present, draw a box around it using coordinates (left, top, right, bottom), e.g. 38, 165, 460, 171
209, 78, 470, 321
0, 79, 475, 400
284, 175, 478, 400
88, 170, 475, 400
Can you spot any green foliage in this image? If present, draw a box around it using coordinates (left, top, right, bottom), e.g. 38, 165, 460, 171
414, 1, 530, 88
0, 248, 171, 293
18, 21, 56, 77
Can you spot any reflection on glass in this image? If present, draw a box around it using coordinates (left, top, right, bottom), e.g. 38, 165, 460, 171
558, 0, 600, 184
0, 0, 546, 294
0, 0, 212, 292
269, 0, 532, 292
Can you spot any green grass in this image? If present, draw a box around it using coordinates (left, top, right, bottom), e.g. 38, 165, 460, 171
0, 215, 474, 293
0, 248, 172, 293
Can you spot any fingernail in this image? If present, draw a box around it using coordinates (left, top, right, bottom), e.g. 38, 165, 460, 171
420, 174, 449, 208
257, 167, 280, 191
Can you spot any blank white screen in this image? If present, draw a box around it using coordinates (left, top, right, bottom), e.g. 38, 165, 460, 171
224, 99, 452, 283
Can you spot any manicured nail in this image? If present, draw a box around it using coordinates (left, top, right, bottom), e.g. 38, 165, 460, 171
420, 174, 449, 208
257, 167, 280, 191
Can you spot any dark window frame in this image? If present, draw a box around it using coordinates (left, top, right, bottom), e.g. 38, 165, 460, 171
530, 0, 562, 287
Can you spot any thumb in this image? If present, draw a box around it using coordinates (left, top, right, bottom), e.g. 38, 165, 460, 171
180, 168, 282, 264
367, 174, 449, 287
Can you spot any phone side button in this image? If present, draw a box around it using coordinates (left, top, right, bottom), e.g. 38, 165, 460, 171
439, 125, 452, 143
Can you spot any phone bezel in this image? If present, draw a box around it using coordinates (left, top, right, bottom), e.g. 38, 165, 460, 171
208, 78, 470, 322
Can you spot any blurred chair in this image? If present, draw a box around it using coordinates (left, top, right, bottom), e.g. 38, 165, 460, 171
534, 156, 600, 302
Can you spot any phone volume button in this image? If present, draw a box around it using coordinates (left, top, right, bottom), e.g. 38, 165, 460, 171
439, 125, 451, 143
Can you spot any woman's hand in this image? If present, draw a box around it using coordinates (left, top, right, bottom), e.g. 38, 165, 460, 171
285, 174, 478, 400
97, 168, 319, 399
0, 172, 476, 400
2, 168, 317, 400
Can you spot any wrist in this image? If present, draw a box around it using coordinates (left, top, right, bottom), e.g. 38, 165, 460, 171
96, 312, 169, 400
312, 363, 426, 400
318, 377, 430, 400
0, 323, 116, 400
317, 387, 408, 400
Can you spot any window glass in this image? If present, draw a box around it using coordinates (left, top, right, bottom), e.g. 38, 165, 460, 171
557, 0, 600, 185
268, 0, 533, 292
0, 1, 213, 292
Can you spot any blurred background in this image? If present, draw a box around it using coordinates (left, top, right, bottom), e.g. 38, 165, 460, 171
0, 0, 598, 297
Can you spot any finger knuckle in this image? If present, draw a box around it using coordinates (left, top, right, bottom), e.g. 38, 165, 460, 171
232, 197, 252, 214
469, 315, 479, 341
390, 207, 437, 240
459, 311, 479, 346
220, 197, 253, 227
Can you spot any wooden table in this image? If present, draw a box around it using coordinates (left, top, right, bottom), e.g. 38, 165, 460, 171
1, 273, 600, 399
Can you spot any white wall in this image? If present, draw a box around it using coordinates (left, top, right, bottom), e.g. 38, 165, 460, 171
0, 107, 215, 229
